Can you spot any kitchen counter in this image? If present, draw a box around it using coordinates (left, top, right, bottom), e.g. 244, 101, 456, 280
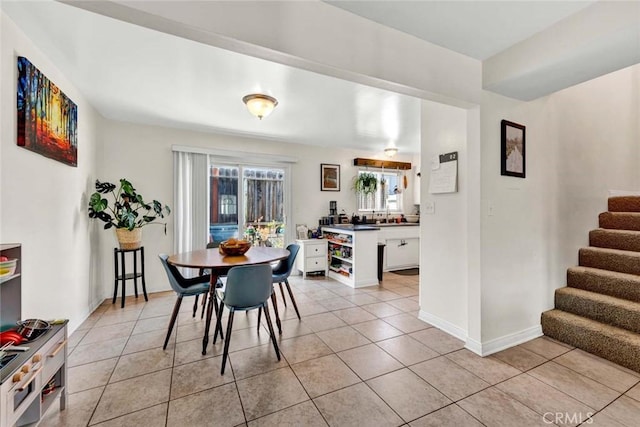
323, 223, 419, 230
323, 224, 380, 231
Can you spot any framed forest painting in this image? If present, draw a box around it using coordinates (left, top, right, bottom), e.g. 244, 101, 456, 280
17, 56, 78, 167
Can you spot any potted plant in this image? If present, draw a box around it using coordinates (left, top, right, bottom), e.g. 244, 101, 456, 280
87, 179, 171, 249
353, 172, 378, 195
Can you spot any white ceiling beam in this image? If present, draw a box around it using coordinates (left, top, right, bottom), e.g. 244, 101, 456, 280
483, 1, 640, 101
63, 0, 481, 108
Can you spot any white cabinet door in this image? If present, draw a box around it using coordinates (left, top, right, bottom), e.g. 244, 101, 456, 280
386, 238, 419, 270
305, 256, 327, 272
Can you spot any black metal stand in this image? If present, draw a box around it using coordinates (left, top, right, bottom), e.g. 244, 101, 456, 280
113, 246, 147, 308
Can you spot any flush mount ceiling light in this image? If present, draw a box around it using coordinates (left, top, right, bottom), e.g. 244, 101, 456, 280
242, 94, 278, 120
384, 147, 398, 157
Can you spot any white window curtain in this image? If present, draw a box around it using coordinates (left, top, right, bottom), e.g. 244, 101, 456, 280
173, 151, 208, 254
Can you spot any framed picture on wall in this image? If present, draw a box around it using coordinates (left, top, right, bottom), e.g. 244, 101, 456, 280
17, 56, 78, 167
321, 163, 340, 191
501, 120, 526, 178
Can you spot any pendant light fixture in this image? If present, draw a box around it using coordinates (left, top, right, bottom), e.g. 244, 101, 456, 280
242, 94, 278, 120
384, 147, 398, 157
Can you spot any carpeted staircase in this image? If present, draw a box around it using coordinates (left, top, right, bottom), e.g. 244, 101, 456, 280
541, 196, 640, 372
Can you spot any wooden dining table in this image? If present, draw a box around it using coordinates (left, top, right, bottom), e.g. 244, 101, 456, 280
168, 246, 290, 355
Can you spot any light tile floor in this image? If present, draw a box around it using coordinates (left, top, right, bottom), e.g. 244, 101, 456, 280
42, 272, 640, 426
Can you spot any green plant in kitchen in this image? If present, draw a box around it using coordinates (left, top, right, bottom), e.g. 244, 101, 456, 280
87, 179, 171, 231
353, 172, 378, 194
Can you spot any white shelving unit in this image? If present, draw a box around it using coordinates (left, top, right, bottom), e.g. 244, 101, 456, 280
322, 226, 378, 288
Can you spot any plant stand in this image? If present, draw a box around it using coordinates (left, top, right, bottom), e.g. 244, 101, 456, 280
113, 246, 147, 308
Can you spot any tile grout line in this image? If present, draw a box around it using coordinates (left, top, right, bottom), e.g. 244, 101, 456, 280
71, 274, 636, 427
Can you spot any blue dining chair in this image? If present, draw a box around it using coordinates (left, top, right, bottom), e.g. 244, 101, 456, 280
257, 243, 300, 334
158, 254, 212, 350
273, 243, 301, 319
213, 264, 280, 375
194, 241, 222, 319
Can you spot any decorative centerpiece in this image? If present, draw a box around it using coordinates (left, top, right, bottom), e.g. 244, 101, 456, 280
87, 179, 171, 249
218, 238, 251, 256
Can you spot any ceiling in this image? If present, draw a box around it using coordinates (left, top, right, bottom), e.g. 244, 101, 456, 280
327, 1, 595, 60
0, 1, 607, 155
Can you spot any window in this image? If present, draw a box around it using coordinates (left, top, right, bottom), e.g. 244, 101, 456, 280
209, 164, 287, 248
209, 166, 239, 244
356, 169, 404, 212
172, 147, 294, 254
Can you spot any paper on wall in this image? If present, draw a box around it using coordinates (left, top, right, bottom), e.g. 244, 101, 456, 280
428, 152, 458, 194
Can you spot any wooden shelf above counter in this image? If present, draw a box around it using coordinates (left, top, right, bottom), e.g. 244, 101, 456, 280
353, 158, 412, 170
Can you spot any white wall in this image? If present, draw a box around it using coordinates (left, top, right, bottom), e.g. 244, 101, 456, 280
0, 12, 101, 332
480, 92, 557, 350
96, 120, 417, 298
418, 101, 471, 339
478, 64, 640, 353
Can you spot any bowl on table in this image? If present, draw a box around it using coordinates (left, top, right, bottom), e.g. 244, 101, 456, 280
218, 239, 252, 256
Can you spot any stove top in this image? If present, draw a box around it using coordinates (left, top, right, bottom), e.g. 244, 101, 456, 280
0, 353, 17, 369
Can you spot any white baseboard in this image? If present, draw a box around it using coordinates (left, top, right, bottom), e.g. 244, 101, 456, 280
418, 310, 468, 342
608, 189, 640, 196
472, 325, 543, 356
417, 309, 543, 357
68, 297, 104, 336
465, 338, 483, 355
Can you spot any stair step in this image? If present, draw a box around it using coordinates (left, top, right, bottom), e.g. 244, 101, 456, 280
609, 196, 640, 213
599, 212, 640, 231
568, 266, 640, 302
589, 228, 640, 252
579, 247, 640, 276
541, 309, 640, 373
554, 287, 640, 333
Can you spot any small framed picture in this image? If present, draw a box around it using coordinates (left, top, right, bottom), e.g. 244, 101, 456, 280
296, 224, 309, 240
321, 163, 340, 191
501, 120, 526, 178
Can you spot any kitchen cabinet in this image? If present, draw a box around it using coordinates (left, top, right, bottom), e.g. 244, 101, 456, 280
296, 239, 327, 276
386, 238, 420, 270
377, 225, 420, 271
322, 226, 378, 288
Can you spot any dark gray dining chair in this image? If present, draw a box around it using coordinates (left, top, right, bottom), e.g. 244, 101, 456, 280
158, 254, 211, 350
213, 264, 280, 375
